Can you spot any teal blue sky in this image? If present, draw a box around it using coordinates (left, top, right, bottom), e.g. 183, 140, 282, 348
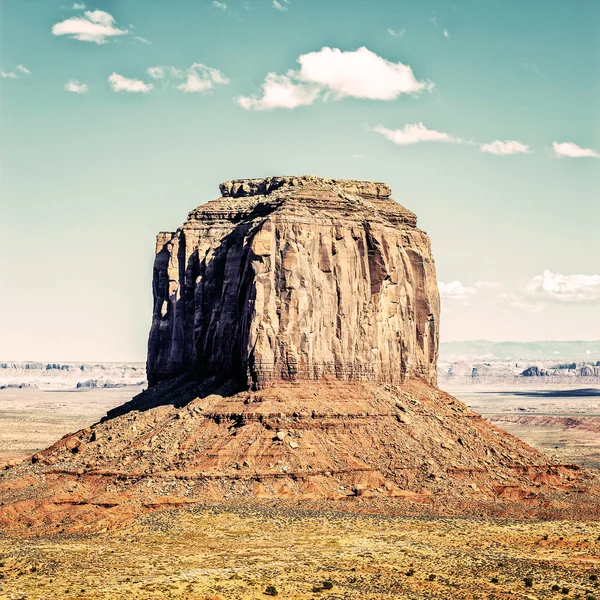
1, 0, 599, 361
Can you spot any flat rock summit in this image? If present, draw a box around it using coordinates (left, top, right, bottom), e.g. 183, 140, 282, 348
1, 176, 598, 532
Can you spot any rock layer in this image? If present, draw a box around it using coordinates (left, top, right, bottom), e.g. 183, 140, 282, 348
147, 176, 439, 389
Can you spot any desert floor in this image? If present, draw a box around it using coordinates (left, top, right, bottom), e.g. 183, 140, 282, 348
1, 503, 599, 600
0, 388, 136, 466
442, 382, 600, 469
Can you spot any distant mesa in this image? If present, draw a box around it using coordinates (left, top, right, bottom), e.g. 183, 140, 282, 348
0, 361, 146, 390
437, 358, 600, 382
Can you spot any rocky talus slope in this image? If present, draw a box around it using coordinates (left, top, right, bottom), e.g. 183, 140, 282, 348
1, 377, 596, 532
0, 176, 598, 532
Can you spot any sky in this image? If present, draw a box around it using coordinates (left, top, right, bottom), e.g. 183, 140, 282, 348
1, 0, 599, 361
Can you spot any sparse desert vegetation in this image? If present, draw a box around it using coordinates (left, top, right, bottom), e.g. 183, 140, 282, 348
0, 504, 599, 599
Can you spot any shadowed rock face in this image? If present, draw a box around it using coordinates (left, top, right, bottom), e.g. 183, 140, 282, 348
147, 176, 440, 389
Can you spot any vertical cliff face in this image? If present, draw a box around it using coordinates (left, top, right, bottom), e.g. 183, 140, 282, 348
147, 176, 440, 388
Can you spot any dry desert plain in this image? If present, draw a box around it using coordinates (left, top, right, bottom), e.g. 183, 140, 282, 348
0, 382, 599, 600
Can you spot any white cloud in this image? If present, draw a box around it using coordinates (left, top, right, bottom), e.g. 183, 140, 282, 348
273, 0, 287, 10
146, 63, 228, 93
438, 281, 478, 302
552, 141, 599, 158
65, 79, 88, 93
177, 63, 229, 92
388, 28, 406, 37
443, 28, 450, 38
298, 47, 430, 100
133, 36, 151, 44
72, 2, 85, 8
525, 270, 600, 303
52, 10, 128, 44
480, 140, 531, 155
108, 72, 152, 93
238, 46, 431, 110
374, 122, 461, 146
1, 64, 31, 78
213, 1, 227, 9
237, 73, 320, 110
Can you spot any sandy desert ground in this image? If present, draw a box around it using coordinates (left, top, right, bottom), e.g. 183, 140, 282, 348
0, 388, 138, 467
1, 503, 599, 600
442, 383, 600, 469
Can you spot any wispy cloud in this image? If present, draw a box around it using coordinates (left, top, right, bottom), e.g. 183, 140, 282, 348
1, 64, 31, 79
473, 281, 503, 291
147, 66, 182, 80
238, 46, 431, 110
108, 72, 153, 93
213, 1, 228, 10
552, 141, 599, 158
52, 10, 128, 44
147, 63, 229, 93
443, 28, 450, 38
65, 79, 88, 93
522, 62, 544, 78
133, 36, 151, 45
388, 27, 406, 37
480, 140, 530, 155
374, 123, 462, 146
273, 0, 289, 10
72, 2, 85, 8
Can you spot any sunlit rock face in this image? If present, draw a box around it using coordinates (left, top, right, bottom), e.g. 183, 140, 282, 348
147, 176, 440, 389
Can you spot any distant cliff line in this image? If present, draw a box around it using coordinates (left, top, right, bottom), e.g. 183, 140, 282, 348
440, 340, 600, 361
0, 362, 146, 390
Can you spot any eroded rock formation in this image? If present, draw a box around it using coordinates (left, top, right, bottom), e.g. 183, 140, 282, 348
147, 176, 439, 389
3, 175, 599, 535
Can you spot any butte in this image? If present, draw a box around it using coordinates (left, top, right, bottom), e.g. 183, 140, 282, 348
1, 176, 598, 531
